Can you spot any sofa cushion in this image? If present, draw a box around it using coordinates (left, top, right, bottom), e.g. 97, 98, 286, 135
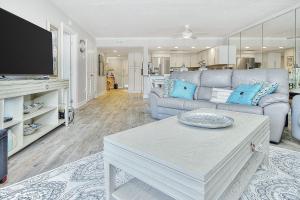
265, 69, 289, 95
151, 87, 164, 98
227, 83, 262, 105
258, 93, 289, 107
157, 98, 185, 109
171, 80, 197, 100
184, 100, 217, 111
232, 69, 267, 89
195, 87, 212, 100
252, 82, 278, 105
200, 70, 232, 88
163, 78, 175, 98
210, 88, 233, 103
157, 107, 183, 116
170, 71, 202, 86
217, 103, 263, 115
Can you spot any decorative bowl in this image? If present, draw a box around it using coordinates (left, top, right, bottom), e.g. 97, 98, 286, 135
177, 111, 234, 129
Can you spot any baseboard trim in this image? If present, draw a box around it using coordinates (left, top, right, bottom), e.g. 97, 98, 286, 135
96, 90, 107, 98
74, 100, 87, 109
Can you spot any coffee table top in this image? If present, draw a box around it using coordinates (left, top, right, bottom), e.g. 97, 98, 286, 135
104, 108, 269, 181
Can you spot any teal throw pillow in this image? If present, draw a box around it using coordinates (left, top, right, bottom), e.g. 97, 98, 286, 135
251, 82, 278, 105
171, 80, 197, 100
227, 84, 262, 105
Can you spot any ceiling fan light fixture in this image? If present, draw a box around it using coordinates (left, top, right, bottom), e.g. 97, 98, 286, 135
182, 31, 193, 39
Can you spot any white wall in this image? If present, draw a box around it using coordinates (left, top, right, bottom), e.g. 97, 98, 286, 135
0, 0, 100, 108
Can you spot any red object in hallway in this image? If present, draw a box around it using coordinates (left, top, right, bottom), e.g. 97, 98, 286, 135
0, 175, 7, 184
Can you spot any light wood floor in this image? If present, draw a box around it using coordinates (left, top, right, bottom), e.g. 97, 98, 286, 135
2, 89, 300, 187
4, 89, 155, 187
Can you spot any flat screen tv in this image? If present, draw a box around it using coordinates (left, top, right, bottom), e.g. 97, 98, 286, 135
0, 8, 53, 75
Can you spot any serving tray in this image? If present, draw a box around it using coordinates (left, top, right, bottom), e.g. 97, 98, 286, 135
177, 111, 234, 128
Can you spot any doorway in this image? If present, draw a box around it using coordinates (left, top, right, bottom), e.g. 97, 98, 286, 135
87, 51, 96, 101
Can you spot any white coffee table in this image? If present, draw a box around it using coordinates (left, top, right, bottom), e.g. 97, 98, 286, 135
104, 108, 270, 200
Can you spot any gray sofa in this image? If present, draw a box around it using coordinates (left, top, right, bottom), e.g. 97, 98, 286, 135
149, 69, 290, 143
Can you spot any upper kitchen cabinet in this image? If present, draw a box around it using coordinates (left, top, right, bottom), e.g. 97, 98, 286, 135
170, 54, 184, 67
170, 53, 199, 68
190, 54, 199, 67
200, 46, 236, 66
183, 54, 191, 67
215, 46, 237, 65
170, 55, 176, 67
199, 51, 208, 65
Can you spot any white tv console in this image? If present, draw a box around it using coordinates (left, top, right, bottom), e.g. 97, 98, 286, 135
0, 79, 69, 157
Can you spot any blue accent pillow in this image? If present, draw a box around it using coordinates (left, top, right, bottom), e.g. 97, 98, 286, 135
171, 80, 197, 100
251, 82, 278, 105
227, 84, 262, 105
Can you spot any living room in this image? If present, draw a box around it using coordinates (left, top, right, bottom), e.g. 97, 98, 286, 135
0, 0, 300, 199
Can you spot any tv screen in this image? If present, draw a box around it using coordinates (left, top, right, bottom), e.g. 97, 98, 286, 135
0, 8, 53, 75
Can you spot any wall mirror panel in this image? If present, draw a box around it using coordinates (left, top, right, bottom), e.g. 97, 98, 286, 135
240, 25, 262, 69
227, 8, 300, 88
295, 8, 300, 88
228, 33, 241, 68
262, 11, 295, 72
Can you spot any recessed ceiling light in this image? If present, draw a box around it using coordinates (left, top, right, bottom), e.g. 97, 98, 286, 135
206, 46, 210, 49
191, 46, 196, 49
174, 46, 179, 49
245, 46, 250, 49
262, 46, 267, 49
118, 55, 121, 57
157, 46, 161, 49
113, 50, 117, 53
279, 46, 284, 49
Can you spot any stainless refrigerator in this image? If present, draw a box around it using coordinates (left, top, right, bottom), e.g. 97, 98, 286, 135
151, 57, 170, 75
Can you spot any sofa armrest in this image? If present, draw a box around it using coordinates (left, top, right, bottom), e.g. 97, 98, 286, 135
151, 87, 164, 98
258, 93, 289, 107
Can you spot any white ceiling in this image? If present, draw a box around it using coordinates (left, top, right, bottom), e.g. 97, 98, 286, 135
50, 0, 299, 38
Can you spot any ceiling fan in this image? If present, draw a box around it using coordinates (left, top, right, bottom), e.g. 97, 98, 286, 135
173, 25, 207, 39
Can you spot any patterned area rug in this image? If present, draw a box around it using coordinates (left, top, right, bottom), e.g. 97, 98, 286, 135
0, 146, 299, 200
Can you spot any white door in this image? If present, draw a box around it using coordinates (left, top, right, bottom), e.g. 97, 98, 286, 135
128, 51, 143, 93
128, 67, 135, 92
62, 32, 72, 107
123, 59, 128, 88
134, 52, 143, 93
87, 52, 95, 100
63, 33, 71, 80
135, 67, 142, 92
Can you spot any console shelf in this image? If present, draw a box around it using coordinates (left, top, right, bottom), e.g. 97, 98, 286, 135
3, 120, 22, 129
23, 106, 57, 121
0, 79, 69, 157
